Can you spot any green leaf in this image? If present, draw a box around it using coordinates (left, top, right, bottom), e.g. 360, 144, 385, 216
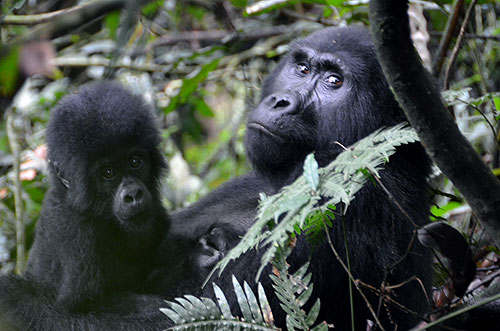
230, 0, 248, 8
167, 301, 192, 322
192, 97, 215, 117
163, 276, 276, 330
184, 295, 213, 318
160, 307, 183, 324
0, 47, 20, 96
258, 283, 274, 325
430, 201, 462, 220
104, 11, 120, 40
305, 299, 321, 327
233, 276, 253, 322
296, 283, 313, 307
213, 283, 234, 320
201, 297, 220, 318
214, 123, 419, 288
303, 153, 319, 191
164, 59, 220, 113
244, 281, 264, 323
493, 96, 500, 112
311, 321, 329, 331
141, 0, 164, 16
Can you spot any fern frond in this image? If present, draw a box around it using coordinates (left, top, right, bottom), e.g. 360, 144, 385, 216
212, 123, 419, 280
162, 275, 276, 331
270, 246, 323, 331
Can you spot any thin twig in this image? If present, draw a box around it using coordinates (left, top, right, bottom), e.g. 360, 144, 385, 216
321, 213, 386, 331
456, 97, 500, 150
1, 0, 115, 25
358, 280, 431, 323
6, 112, 25, 275
443, 0, 479, 89
2, 0, 125, 53
429, 31, 500, 42
135, 26, 291, 56
281, 9, 337, 26
52, 56, 169, 72
432, 0, 465, 76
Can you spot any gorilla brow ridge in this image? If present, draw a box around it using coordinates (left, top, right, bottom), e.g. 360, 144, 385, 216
292, 47, 343, 74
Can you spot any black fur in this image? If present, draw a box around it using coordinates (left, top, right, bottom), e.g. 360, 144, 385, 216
0, 27, 433, 330
163, 26, 433, 330
0, 82, 171, 328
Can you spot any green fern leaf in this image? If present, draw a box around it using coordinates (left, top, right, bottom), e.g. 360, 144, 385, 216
244, 281, 264, 324
303, 153, 319, 191
212, 123, 419, 283
214, 283, 234, 320
233, 276, 253, 322
162, 276, 277, 330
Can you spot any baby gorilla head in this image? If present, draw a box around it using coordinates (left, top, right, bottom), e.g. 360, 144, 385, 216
46, 81, 166, 226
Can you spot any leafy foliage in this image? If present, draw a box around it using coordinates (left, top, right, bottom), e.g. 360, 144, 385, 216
211, 123, 420, 279
162, 253, 328, 331
161, 275, 276, 330
270, 246, 328, 331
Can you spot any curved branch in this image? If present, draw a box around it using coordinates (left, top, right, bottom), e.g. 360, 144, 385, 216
1, 0, 120, 26
5, 0, 125, 46
368, 0, 500, 244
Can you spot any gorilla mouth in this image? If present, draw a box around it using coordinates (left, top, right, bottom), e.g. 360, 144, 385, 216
248, 122, 285, 143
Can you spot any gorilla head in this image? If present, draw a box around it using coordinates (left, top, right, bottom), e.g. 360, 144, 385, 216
245, 27, 404, 177
46, 81, 166, 227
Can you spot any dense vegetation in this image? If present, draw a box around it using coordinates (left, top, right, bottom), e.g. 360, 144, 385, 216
1, 0, 499, 329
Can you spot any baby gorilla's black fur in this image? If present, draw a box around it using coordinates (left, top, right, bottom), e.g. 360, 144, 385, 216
2, 82, 169, 319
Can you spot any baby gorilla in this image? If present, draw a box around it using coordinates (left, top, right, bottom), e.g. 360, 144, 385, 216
25, 81, 169, 312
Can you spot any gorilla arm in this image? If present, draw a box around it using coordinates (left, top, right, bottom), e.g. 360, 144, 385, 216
25, 194, 105, 312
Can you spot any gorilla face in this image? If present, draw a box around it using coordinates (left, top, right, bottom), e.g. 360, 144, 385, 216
245, 27, 404, 176
46, 81, 166, 226
89, 149, 154, 226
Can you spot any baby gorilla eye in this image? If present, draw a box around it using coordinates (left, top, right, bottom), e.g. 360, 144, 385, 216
102, 167, 116, 180
130, 155, 143, 170
297, 63, 310, 75
326, 75, 343, 88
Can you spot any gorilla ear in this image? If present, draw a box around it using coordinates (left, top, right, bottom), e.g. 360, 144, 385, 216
48, 159, 70, 189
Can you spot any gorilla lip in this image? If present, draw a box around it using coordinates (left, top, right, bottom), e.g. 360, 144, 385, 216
247, 122, 285, 143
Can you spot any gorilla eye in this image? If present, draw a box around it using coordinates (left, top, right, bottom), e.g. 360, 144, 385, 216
326, 75, 343, 88
102, 167, 116, 180
297, 63, 310, 75
130, 155, 143, 170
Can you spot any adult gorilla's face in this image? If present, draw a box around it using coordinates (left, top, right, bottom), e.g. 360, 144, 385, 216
245, 27, 404, 176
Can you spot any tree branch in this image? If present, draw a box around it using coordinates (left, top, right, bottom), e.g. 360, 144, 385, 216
135, 26, 291, 56
431, 0, 465, 77
1, 0, 120, 26
368, 0, 500, 245
442, 0, 478, 89
4, 0, 125, 48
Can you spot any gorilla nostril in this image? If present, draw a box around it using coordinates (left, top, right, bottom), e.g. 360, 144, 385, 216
274, 99, 290, 109
124, 194, 134, 204
124, 189, 143, 204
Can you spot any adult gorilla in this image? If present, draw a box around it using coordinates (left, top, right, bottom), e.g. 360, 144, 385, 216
0, 27, 432, 330
160, 26, 432, 330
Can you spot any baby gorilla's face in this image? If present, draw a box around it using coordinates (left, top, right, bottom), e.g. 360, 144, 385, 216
91, 148, 154, 227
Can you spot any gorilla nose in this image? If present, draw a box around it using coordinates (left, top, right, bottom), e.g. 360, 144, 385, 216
265, 93, 297, 113
123, 188, 144, 205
